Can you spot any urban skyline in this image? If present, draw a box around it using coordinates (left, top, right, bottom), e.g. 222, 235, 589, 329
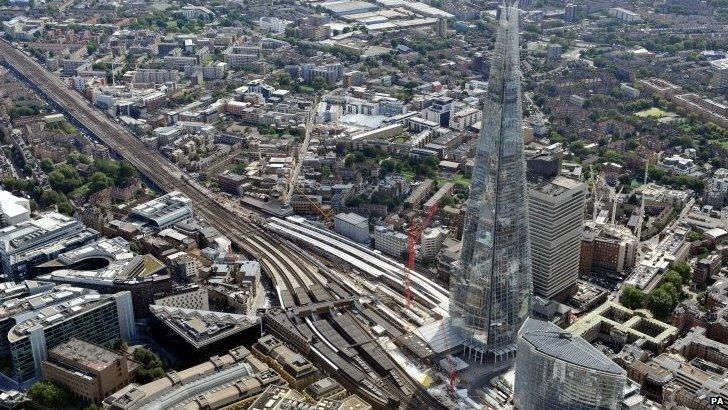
0, 0, 726, 408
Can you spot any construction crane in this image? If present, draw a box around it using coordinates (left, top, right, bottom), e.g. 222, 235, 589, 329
440, 318, 458, 394
611, 186, 623, 227
403, 204, 438, 308
636, 163, 649, 243
292, 182, 334, 222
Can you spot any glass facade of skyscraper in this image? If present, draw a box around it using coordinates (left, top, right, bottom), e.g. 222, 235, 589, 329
514, 319, 626, 410
449, 2, 532, 356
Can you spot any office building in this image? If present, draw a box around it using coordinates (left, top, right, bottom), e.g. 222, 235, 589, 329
373, 226, 408, 258
0, 279, 54, 304
0, 284, 88, 358
529, 177, 586, 299
420, 227, 449, 262
35, 237, 171, 318
709, 58, 728, 90
149, 305, 261, 360
154, 285, 209, 310
248, 385, 372, 410
0, 191, 30, 227
130, 191, 193, 229
564, 3, 577, 22
450, 3, 532, 359
8, 290, 134, 385
422, 97, 454, 127
42, 338, 136, 403
252, 335, 318, 389
0, 212, 98, 280
334, 212, 370, 244
514, 318, 627, 410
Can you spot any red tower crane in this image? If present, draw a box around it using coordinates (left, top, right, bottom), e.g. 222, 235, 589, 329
401, 205, 458, 391
403, 204, 438, 308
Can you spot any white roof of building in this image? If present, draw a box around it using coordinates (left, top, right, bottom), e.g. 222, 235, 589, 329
0, 191, 30, 220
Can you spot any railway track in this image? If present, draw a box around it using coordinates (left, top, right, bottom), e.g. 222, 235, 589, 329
0, 39, 316, 305
0, 41, 442, 409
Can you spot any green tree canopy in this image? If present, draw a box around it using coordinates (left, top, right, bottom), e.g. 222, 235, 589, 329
646, 288, 675, 319
620, 285, 645, 309
28, 381, 72, 408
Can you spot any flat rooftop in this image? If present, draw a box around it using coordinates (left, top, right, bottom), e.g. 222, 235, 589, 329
9, 290, 116, 342
150, 305, 259, 349
49, 338, 125, 372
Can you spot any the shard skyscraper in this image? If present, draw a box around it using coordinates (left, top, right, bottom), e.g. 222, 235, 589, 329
450, 1, 532, 359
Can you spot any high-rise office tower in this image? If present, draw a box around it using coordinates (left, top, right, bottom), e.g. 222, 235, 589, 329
450, 2, 532, 358
514, 319, 626, 410
529, 176, 586, 299
564, 3, 578, 22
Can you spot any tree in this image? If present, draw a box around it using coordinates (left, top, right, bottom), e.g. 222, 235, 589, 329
673, 261, 692, 284
86, 43, 98, 55
662, 270, 683, 291
28, 381, 72, 408
620, 285, 645, 309
40, 158, 54, 173
311, 76, 328, 91
89, 172, 113, 194
133, 347, 165, 383
116, 161, 137, 184
57, 201, 73, 215
646, 288, 674, 319
278, 72, 293, 88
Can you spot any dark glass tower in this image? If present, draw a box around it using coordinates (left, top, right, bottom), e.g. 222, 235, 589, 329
450, 2, 532, 357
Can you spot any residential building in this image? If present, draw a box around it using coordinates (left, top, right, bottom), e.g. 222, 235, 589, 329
404, 179, 434, 209
420, 227, 448, 262
580, 224, 638, 278
564, 4, 577, 22
709, 58, 728, 89
567, 301, 678, 353
609, 7, 642, 22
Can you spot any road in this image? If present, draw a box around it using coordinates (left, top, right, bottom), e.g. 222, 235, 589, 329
0, 40, 441, 408
282, 95, 319, 205
0, 38, 320, 307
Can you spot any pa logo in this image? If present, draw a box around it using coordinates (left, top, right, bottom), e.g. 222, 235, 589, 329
710, 397, 724, 405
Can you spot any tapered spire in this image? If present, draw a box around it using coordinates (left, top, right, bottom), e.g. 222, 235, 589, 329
449, 1, 531, 358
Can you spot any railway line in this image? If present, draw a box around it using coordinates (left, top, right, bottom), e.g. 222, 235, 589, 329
0, 38, 316, 310
0, 39, 444, 409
